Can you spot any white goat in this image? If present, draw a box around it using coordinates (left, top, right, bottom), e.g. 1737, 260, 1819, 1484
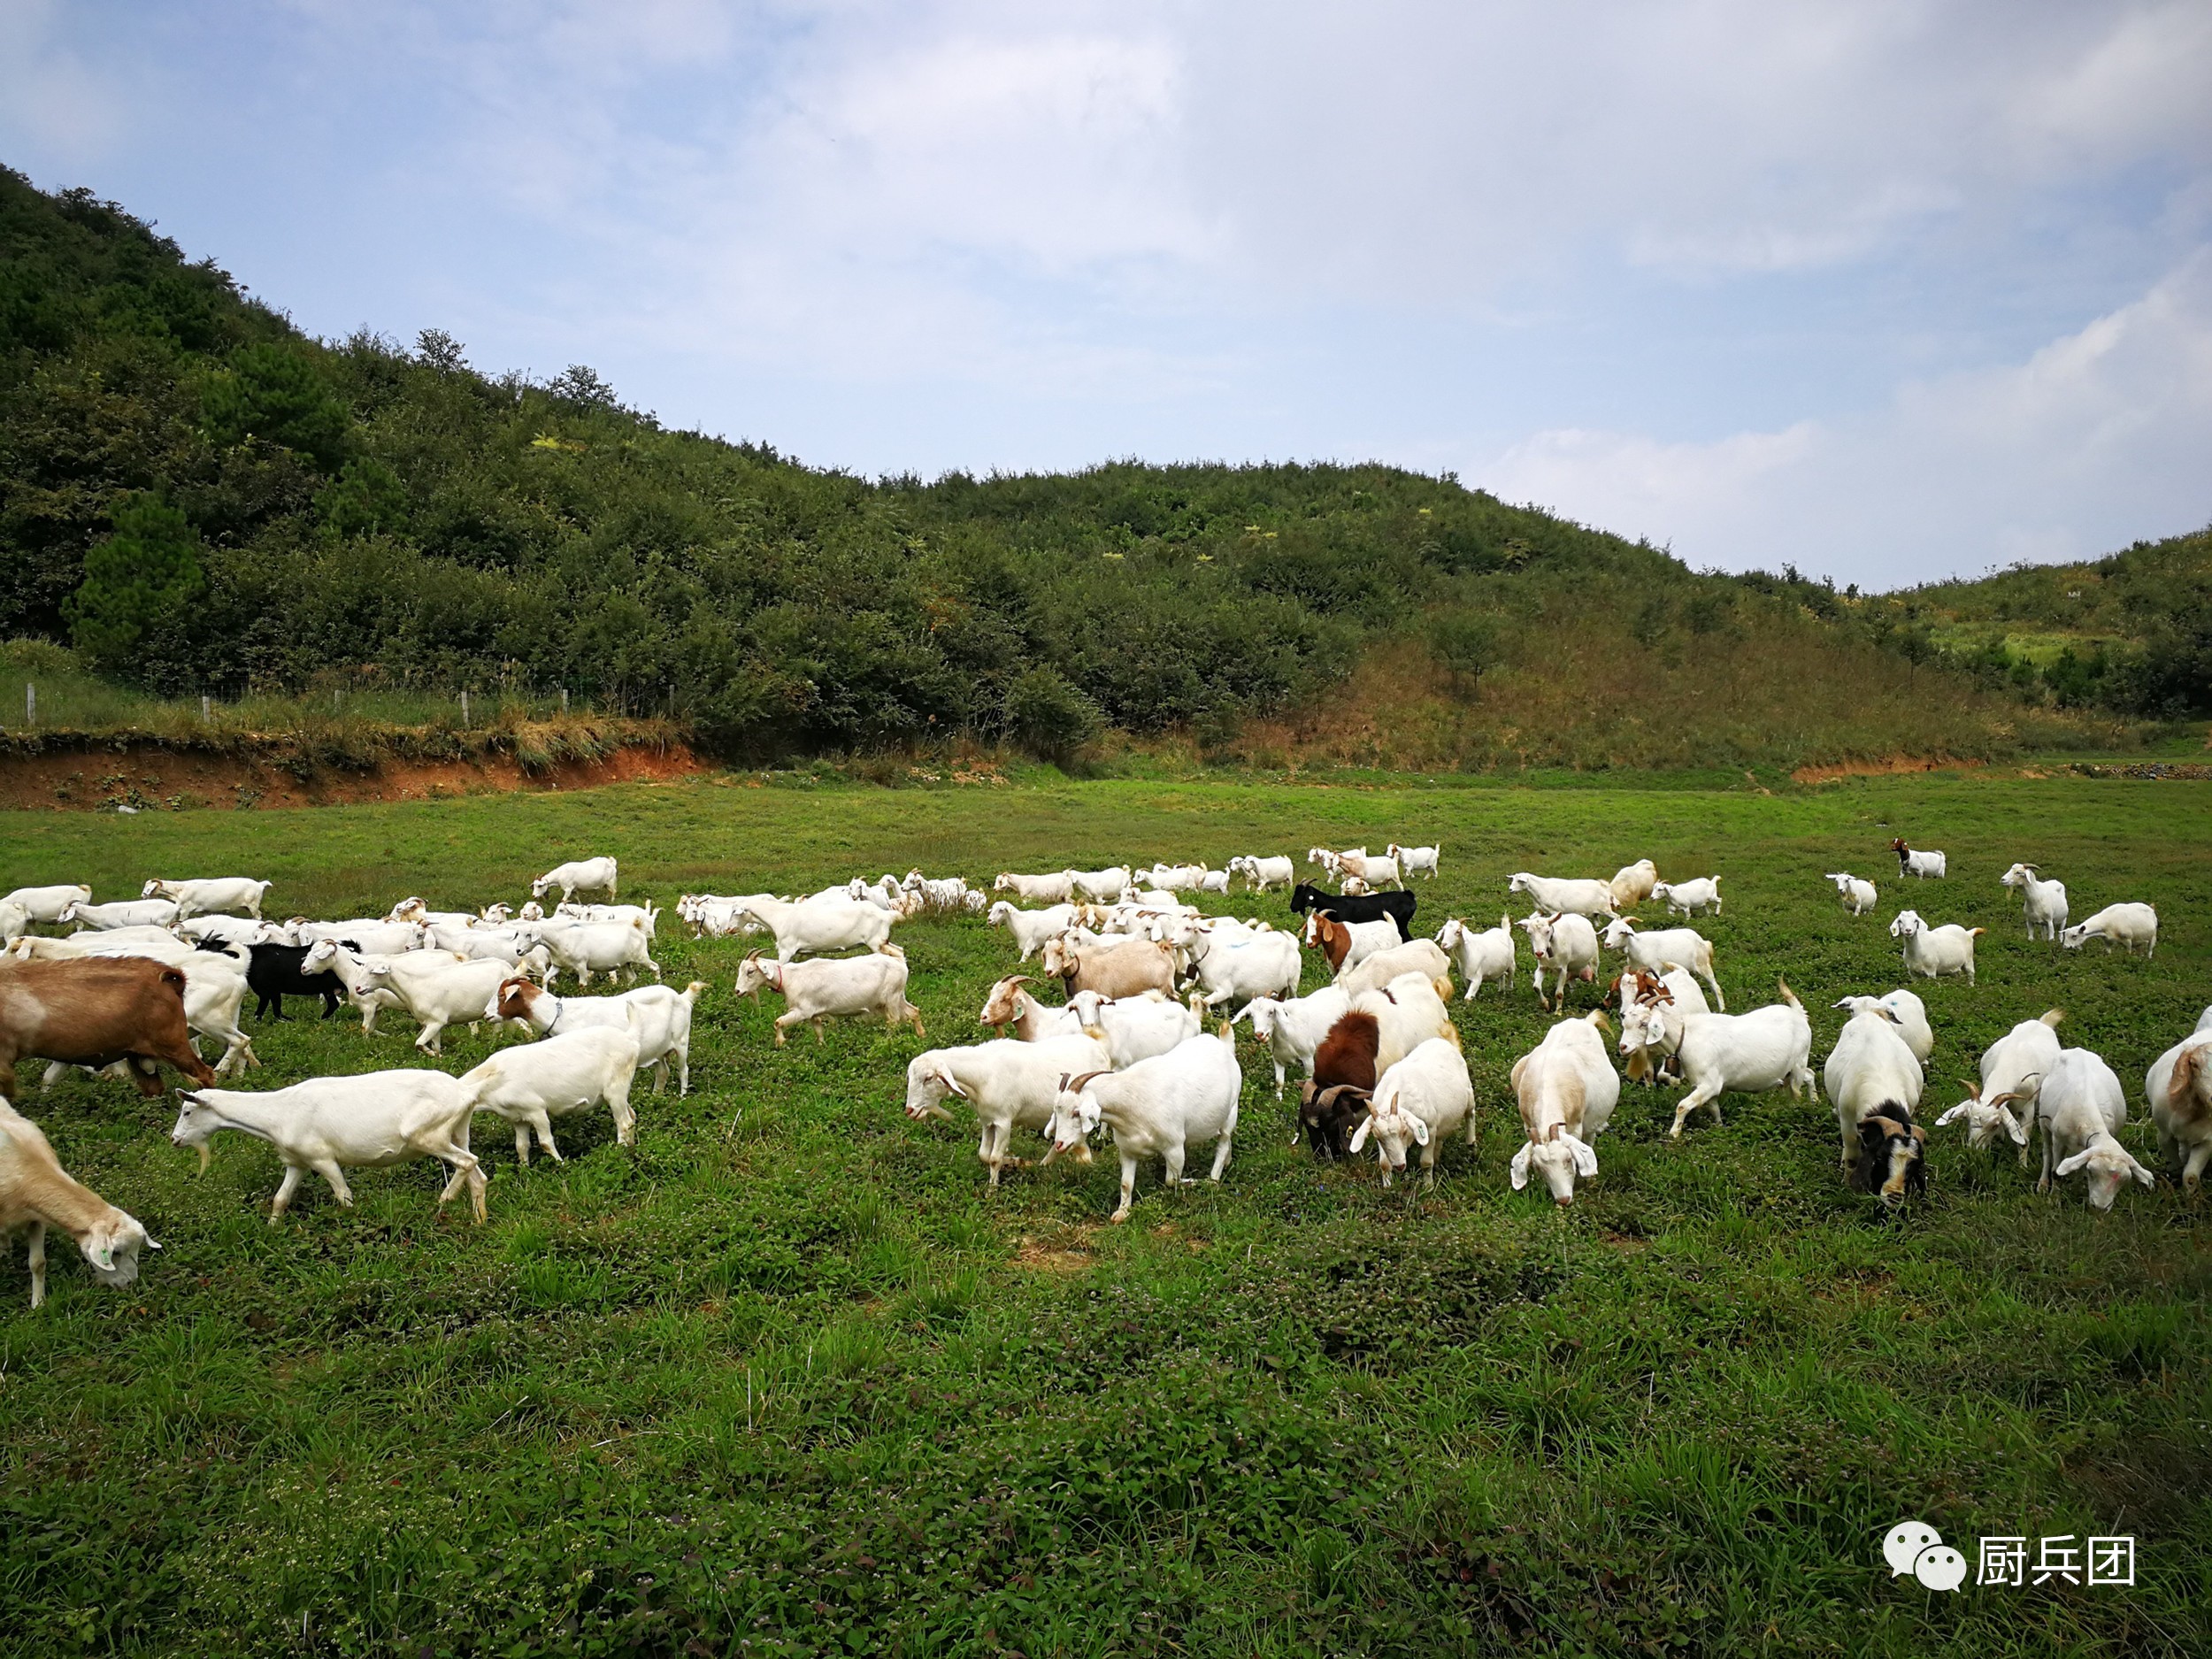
529, 918, 659, 987
3, 885, 91, 925
490, 979, 706, 1095
1066, 990, 1202, 1068
1890, 910, 1983, 984
735, 945, 923, 1045
1609, 860, 1660, 910
2034, 1048, 2145, 1209
1521, 910, 1600, 1012
460, 1025, 642, 1165
142, 877, 272, 919
63, 897, 180, 931
1349, 1037, 1474, 1189
365, 954, 540, 1056
1825, 872, 1878, 916
1387, 843, 1441, 880
2146, 1025, 2212, 1194
1509, 1012, 1618, 1205
1891, 840, 1947, 879
1436, 916, 1515, 1001
1650, 876, 1722, 918
1233, 985, 1353, 1099
733, 895, 891, 963
1831, 989, 1933, 1064
531, 856, 618, 902
2061, 902, 2159, 958
1999, 864, 2069, 941
1334, 938, 1452, 1000
1509, 872, 1617, 921
1185, 930, 1302, 1010
1228, 855, 1294, 892
904, 1033, 1110, 1187
995, 871, 1077, 903
1048, 1025, 1241, 1223
2, 1101, 157, 1308
1600, 917, 1724, 1010
1939, 1010, 2064, 1165
1655, 980, 1815, 1139
173, 1071, 488, 1221
987, 901, 1078, 960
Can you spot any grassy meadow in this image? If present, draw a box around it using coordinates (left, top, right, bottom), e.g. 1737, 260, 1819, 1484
2, 771, 2208, 1656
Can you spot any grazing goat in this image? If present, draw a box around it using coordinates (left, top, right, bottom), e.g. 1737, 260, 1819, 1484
1509, 1012, 1618, 1205
2034, 1048, 2145, 1209
1521, 910, 1600, 1012
1825, 872, 1878, 916
1508, 873, 1618, 921
531, 857, 618, 902
1999, 864, 2069, 941
1340, 850, 1401, 887
1048, 1025, 1241, 1222
1234, 984, 1352, 1100
460, 1025, 642, 1165
1068, 866, 1133, 903
1850, 1109, 1928, 1204
2144, 1025, 2212, 1194
0, 956, 216, 1100
1300, 1010, 1381, 1158
1600, 918, 1724, 1010
1824, 1002, 1925, 1188
735, 944, 923, 1045
2061, 902, 2158, 958
1650, 877, 1721, 918
1831, 990, 1932, 1063
173, 1072, 487, 1222
1436, 916, 1515, 1001
980, 975, 1083, 1041
1350, 1037, 1475, 1190
904, 1033, 1110, 1187
1612, 967, 1709, 1083
2, 1101, 157, 1308
1890, 839, 1947, 879
1890, 910, 1982, 984
491, 979, 705, 1095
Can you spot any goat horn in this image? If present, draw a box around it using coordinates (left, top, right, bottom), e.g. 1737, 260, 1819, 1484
1063, 1070, 1110, 1094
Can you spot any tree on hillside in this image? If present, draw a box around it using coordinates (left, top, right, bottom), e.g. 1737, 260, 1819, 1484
1429, 608, 1502, 694
65, 495, 204, 680
200, 342, 352, 469
1005, 666, 1102, 762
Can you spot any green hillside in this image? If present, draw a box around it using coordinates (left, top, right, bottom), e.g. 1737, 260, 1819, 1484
0, 165, 2170, 769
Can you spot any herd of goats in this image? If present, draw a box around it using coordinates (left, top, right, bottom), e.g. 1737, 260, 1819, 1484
0, 836, 2207, 1310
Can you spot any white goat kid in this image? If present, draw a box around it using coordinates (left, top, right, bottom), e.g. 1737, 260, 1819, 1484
1388, 843, 1442, 880
460, 1025, 642, 1165
1435, 916, 1515, 1001
1509, 1012, 1618, 1205
1650, 877, 1722, 918
531, 856, 618, 903
2061, 902, 2159, 958
734, 945, 923, 1045
1890, 910, 1983, 984
1233, 986, 1352, 1100
172, 1071, 488, 1222
1048, 1025, 1241, 1223
1349, 1037, 1474, 1190
2000, 864, 2069, 941
1825, 872, 1878, 917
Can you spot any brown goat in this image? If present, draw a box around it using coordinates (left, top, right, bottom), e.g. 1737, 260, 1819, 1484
0, 957, 216, 1100
1298, 1010, 1382, 1159
1040, 934, 1176, 1001
1304, 913, 1352, 972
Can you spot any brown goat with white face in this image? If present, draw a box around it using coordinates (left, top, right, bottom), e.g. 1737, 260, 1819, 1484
1039, 934, 1176, 1001
0, 956, 217, 1100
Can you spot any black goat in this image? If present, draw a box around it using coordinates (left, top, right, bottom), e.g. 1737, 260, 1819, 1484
1850, 1105, 1928, 1203
223, 940, 352, 1020
1287, 883, 1416, 941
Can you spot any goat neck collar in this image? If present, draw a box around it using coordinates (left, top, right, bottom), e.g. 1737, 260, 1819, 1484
538, 991, 565, 1033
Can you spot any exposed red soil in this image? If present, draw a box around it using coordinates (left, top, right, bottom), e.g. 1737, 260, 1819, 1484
0, 741, 709, 811
1790, 757, 1988, 785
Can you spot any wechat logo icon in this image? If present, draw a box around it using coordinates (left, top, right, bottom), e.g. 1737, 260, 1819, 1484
1883, 1521, 1966, 1591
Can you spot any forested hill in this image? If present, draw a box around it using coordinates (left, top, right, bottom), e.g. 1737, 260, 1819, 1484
0, 165, 2166, 768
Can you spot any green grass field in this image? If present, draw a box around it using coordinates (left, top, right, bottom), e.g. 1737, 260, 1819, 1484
3, 772, 2208, 1657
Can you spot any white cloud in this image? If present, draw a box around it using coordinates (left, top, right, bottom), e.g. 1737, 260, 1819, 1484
0, 0, 128, 161
1480, 252, 2212, 585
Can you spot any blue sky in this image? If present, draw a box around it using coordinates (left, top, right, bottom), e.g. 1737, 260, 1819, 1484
5, 0, 2208, 588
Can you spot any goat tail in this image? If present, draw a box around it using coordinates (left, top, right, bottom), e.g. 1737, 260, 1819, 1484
1776, 977, 1801, 1009
2039, 1007, 2064, 1027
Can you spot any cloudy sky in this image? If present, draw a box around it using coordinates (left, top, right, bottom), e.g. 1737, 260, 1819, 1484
5, 0, 2209, 588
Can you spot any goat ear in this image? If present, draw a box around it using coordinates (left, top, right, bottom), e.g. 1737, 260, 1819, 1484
85, 1234, 115, 1271
1348, 1117, 1373, 1153
2055, 1148, 2092, 1178
1409, 1116, 1430, 1147
935, 1066, 967, 1099
1565, 1134, 1598, 1178
1509, 1142, 1533, 1190
1934, 1102, 1969, 1127
2129, 1153, 2157, 1187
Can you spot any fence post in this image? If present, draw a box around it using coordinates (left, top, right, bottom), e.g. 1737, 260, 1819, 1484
201, 695, 211, 722
560, 687, 569, 714
460, 689, 470, 727
24, 683, 33, 728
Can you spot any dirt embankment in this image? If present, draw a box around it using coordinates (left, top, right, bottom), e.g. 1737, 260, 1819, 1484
1790, 757, 1988, 785
0, 738, 709, 811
